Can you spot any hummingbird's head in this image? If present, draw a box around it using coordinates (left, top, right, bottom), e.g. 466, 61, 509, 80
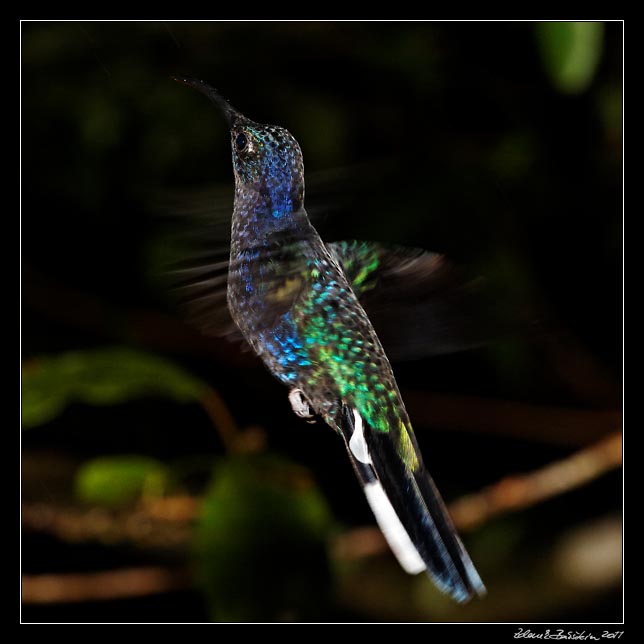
173, 77, 305, 215
228, 122, 304, 195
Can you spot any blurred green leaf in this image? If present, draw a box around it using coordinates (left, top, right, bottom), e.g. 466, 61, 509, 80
22, 347, 207, 428
193, 454, 335, 621
536, 22, 604, 95
75, 455, 169, 508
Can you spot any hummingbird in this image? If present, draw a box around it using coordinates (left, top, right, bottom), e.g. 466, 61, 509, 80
172, 77, 486, 603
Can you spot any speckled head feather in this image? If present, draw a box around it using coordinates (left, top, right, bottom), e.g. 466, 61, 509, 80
172, 77, 304, 217
229, 123, 305, 200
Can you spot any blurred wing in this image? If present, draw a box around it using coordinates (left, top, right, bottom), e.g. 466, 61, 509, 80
150, 183, 245, 343
169, 233, 316, 344
167, 253, 243, 343
327, 240, 493, 361
154, 186, 315, 344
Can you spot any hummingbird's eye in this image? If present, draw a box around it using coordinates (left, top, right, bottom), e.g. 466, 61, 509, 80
234, 132, 248, 152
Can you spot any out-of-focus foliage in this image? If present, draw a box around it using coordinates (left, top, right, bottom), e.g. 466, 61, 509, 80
193, 455, 335, 621
536, 22, 604, 94
75, 455, 169, 508
22, 347, 207, 429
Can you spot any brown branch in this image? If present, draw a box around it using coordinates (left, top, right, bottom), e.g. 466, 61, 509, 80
535, 320, 621, 407
199, 388, 267, 454
199, 387, 241, 453
22, 263, 253, 367
403, 391, 621, 447
334, 431, 622, 560
21, 498, 197, 553
23, 433, 622, 567
449, 431, 622, 531
22, 566, 192, 604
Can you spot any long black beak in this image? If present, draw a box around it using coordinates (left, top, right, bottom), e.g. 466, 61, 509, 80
172, 76, 245, 127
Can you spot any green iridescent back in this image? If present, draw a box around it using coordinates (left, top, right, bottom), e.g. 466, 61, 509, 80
228, 228, 421, 473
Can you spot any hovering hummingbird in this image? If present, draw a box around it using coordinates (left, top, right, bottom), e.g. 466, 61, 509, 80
172, 77, 486, 603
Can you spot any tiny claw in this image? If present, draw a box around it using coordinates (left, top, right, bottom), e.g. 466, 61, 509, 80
288, 388, 315, 421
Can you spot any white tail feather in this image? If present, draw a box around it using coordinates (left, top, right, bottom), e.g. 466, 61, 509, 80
349, 408, 372, 465
364, 481, 426, 575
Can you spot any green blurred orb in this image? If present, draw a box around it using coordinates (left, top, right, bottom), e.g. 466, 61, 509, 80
193, 454, 335, 622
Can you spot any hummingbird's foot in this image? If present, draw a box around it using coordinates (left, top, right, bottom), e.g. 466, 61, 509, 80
288, 388, 316, 423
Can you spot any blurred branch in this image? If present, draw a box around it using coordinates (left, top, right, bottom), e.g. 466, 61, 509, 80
199, 391, 266, 454
22, 264, 252, 367
22, 566, 192, 604
199, 388, 239, 453
448, 430, 622, 531
21, 497, 198, 553
535, 320, 621, 407
24, 432, 621, 569
404, 391, 621, 447
336, 514, 622, 623
334, 431, 622, 560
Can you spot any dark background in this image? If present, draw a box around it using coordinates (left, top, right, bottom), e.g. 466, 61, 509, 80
21, 21, 622, 623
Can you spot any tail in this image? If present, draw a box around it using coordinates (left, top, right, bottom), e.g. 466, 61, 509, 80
338, 405, 486, 603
